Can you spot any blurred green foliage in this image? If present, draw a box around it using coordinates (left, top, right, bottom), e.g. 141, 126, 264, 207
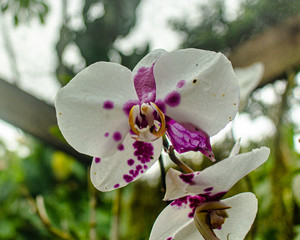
0, 0, 300, 239
55, 0, 150, 86
0, 0, 49, 25
172, 0, 300, 52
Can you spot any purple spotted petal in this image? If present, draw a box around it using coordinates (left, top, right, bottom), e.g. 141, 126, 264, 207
55, 62, 137, 158
90, 132, 163, 191
164, 147, 270, 201
165, 117, 215, 161
134, 63, 156, 103
132, 49, 167, 104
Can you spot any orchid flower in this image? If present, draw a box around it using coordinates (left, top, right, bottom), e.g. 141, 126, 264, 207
150, 142, 270, 240
55, 48, 239, 191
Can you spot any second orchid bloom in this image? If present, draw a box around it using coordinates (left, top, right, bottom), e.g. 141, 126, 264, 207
150, 142, 270, 240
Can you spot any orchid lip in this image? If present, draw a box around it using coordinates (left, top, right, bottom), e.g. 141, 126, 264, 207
193, 201, 231, 240
128, 102, 166, 142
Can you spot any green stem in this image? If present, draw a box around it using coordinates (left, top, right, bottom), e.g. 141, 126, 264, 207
20, 186, 75, 240
158, 154, 167, 194
88, 168, 97, 240
110, 189, 122, 240
270, 70, 295, 239
168, 146, 194, 174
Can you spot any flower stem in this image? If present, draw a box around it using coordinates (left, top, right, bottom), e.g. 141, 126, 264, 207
110, 189, 122, 240
35, 195, 75, 240
162, 135, 194, 173
158, 154, 167, 194
88, 168, 97, 240
168, 146, 194, 174
20, 186, 74, 240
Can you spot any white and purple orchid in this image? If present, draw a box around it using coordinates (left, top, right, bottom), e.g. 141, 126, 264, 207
55, 48, 239, 191
150, 143, 270, 240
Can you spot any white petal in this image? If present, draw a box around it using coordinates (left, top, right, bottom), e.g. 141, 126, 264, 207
132, 49, 167, 76
174, 221, 203, 240
215, 192, 258, 239
90, 133, 162, 191
55, 62, 138, 157
235, 62, 264, 110
149, 199, 194, 240
164, 147, 270, 200
154, 48, 240, 136
174, 193, 258, 240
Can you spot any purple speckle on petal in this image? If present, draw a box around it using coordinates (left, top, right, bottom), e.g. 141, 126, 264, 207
179, 173, 195, 184
154, 99, 166, 113
113, 131, 122, 141
164, 91, 181, 107
204, 187, 214, 192
118, 144, 124, 151
133, 141, 154, 164
121, 142, 154, 184
134, 64, 156, 103
176, 80, 186, 88
94, 157, 101, 163
127, 159, 135, 166
103, 100, 114, 109
171, 196, 188, 207
167, 238, 173, 240
114, 184, 120, 188
171, 195, 206, 218
104, 132, 109, 137
123, 100, 140, 116
123, 174, 134, 183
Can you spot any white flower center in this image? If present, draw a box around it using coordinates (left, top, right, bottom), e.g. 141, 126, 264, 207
128, 102, 166, 142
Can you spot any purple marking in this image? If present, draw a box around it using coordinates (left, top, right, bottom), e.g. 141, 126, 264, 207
170, 192, 227, 218
94, 157, 101, 163
204, 187, 213, 192
113, 131, 122, 141
128, 165, 145, 178
133, 141, 154, 164
127, 159, 134, 166
179, 173, 195, 184
164, 91, 181, 107
165, 116, 214, 161
123, 174, 134, 183
171, 196, 188, 207
154, 99, 166, 113
134, 63, 156, 103
171, 195, 206, 218
104, 132, 109, 137
114, 184, 120, 188
167, 238, 173, 240
103, 100, 114, 110
118, 144, 124, 151
122, 142, 154, 184
176, 80, 186, 88
203, 191, 227, 201
123, 100, 140, 116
